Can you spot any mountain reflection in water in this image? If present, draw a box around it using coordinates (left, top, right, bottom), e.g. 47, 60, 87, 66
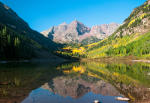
22, 75, 125, 103
0, 61, 150, 103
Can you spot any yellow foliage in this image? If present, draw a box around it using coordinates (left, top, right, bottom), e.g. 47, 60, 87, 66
72, 49, 81, 54
139, 13, 147, 19
88, 72, 100, 79
63, 46, 71, 50
87, 45, 109, 58
128, 19, 136, 27
98, 53, 106, 57
87, 39, 107, 49
63, 70, 71, 74
72, 47, 85, 54
128, 13, 147, 27
79, 47, 85, 51
113, 72, 119, 77
112, 33, 140, 49
72, 66, 85, 74
87, 42, 99, 47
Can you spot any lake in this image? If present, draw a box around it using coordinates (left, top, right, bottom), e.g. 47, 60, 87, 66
0, 61, 150, 103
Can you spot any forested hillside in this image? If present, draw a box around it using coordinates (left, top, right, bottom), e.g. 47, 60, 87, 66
84, 0, 150, 59
0, 2, 61, 60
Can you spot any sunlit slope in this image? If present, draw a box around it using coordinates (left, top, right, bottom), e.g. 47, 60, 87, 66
85, 0, 150, 59
85, 32, 150, 58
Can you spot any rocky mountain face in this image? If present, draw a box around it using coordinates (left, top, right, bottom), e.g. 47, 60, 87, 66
115, 0, 150, 37
41, 21, 119, 44
79, 23, 120, 41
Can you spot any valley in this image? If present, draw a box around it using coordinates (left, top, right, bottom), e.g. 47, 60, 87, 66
0, 0, 150, 103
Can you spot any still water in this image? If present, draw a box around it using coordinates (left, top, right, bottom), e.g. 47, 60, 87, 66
0, 61, 150, 103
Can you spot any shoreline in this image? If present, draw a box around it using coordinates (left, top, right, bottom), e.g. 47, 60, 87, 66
1, 57, 150, 64
80, 56, 150, 64
0, 58, 68, 64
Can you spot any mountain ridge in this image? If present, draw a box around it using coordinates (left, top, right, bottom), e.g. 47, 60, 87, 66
41, 21, 120, 44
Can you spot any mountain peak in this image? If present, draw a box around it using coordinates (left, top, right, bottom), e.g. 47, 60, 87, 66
70, 20, 83, 25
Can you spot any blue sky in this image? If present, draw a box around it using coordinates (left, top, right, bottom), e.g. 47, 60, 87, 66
0, 0, 146, 32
